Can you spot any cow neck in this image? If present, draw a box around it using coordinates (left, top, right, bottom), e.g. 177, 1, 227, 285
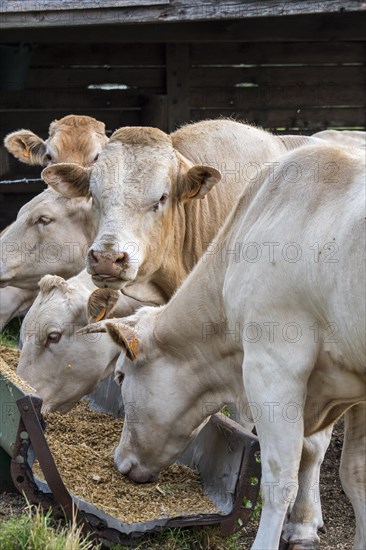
151, 252, 244, 412
153, 194, 221, 300
152, 171, 265, 362
154, 244, 233, 358
151, 200, 190, 299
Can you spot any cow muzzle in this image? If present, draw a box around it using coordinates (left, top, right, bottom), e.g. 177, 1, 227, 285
87, 248, 136, 289
116, 459, 157, 483
128, 465, 158, 483
114, 449, 158, 483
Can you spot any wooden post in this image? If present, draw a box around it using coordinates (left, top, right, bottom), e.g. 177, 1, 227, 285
141, 94, 168, 131
166, 44, 190, 132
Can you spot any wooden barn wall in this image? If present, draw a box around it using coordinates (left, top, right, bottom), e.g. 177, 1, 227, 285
0, 39, 365, 229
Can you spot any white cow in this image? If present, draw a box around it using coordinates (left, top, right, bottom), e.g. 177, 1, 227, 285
17, 271, 116, 413
0, 189, 94, 289
0, 115, 109, 322
83, 143, 365, 549
17, 274, 159, 413
314, 129, 366, 149
0, 224, 37, 330
40, 120, 319, 298
0, 287, 37, 332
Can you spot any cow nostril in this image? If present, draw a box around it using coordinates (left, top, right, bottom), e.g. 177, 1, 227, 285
115, 253, 126, 266
88, 249, 100, 265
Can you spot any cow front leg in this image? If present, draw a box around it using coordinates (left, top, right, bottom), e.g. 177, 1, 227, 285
281, 425, 333, 549
242, 335, 318, 550
339, 402, 366, 550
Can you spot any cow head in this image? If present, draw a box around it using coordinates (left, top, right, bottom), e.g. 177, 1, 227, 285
4, 115, 108, 166
41, 127, 221, 290
17, 273, 120, 414
0, 189, 94, 289
80, 308, 243, 483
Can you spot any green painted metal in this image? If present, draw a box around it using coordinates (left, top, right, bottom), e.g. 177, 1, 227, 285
0, 373, 24, 457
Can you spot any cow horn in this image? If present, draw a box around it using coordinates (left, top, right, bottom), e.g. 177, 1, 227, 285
76, 321, 107, 335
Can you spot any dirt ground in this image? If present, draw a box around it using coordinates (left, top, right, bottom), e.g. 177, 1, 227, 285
0, 420, 355, 549
315, 421, 355, 550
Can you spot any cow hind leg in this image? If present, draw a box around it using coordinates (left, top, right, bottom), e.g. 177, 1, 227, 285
339, 402, 366, 550
280, 425, 333, 550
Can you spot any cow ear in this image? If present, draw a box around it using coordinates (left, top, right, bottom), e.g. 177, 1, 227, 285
87, 289, 121, 323
105, 322, 139, 361
4, 130, 47, 165
41, 163, 91, 198
179, 164, 222, 201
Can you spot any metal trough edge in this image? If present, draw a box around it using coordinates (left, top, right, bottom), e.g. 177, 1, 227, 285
5, 392, 260, 545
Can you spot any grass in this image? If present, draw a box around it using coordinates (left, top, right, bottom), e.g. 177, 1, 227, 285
0, 504, 258, 550
0, 504, 98, 550
0, 317, 22, 348
111, 526, 248, 550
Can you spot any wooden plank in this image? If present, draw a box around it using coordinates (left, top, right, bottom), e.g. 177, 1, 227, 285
1, 1, 364, 29
0, 151, 43, 182
190, 85, 366, 110
190, 66, 366, 87
25, 67, 165, 89
141, 95, 168, 131
0, 183, 45, 194
190, 107, 366, 129
166, 44, 190, 131
191, 41, 366, 65
0, 191, 44, 229
30, 41, 364, 69
0, 89, 144, 110
1, 13, 365, 42
0, 149, 41, 175
3, 0, 169, 10
0, 110, 141, 135
30, 43, 166, 67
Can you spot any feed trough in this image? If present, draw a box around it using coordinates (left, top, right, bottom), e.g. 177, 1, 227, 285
0, 353, 261, 545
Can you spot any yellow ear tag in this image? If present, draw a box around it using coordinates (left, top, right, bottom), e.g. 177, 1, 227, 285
95, 306, 107, 322
129, 336, 139, 359
23, 149, 30, 158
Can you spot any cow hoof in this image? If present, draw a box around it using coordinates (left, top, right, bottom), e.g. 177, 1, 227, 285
279, 538, 289, 550
288, 540, 320, 550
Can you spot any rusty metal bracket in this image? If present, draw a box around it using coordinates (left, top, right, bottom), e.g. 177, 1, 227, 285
11, 395, 59, 512
11, 395, 92, 538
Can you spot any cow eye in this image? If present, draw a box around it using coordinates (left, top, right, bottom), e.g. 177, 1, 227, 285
35, 216, 51, 226
45, 332, 62, 347
93, 154, 99, 162
153, 193, 169, 212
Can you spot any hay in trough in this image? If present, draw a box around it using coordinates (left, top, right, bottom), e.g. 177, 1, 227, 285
34, 401, 218, 523
0, 345, 218, 522
0, 345, 20, 369
0, 345, 35, 393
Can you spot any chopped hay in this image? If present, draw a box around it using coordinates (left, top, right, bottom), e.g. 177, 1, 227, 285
34, 401, 218, 523
0, 346, 35, 394
0, 345, 20, 370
